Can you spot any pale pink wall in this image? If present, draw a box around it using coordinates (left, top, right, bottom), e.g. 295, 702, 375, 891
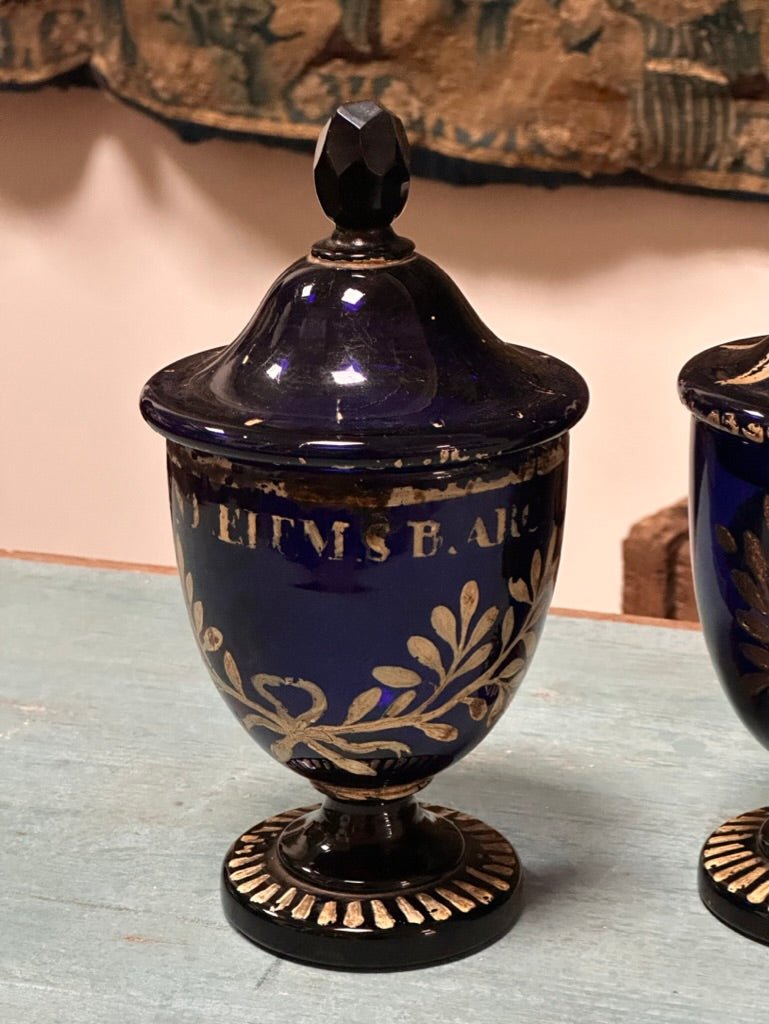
1, 87, 766, 611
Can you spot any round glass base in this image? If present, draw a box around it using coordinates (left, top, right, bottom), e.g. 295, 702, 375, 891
221, 803, 522, 970
699, 807, 769, 946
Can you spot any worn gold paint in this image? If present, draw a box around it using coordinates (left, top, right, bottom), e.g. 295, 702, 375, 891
371, 899, 396, 929
695, 404, 765, 443
169, 436, 565, 511
718, 343, 769, 387
235, 873, 270, 894
249, 883, 280, 904
711, 859, 761, 883
227, 854, 265, 867
482, 862, 516, 877
435, 887, 475, 913
727, 866, 769, 891
395, 896, 425, 925
343, 901, 365, 928
386, 439, 566, 507
747, 881, 769, 904
274, 887, 297, 911
291, 894, 316, 920
704, 851, 754, 869
230, 864, 270, 882
455, 880, 493, 904
408, 519, 443, 558
703, 842, 744, 856
467, 866, 510, 891
317, 901, 338, 926
415, 893, 451, 921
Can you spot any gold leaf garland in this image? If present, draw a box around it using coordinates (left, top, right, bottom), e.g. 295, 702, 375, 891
175, 528, 560, 777
716, 496, 769, 699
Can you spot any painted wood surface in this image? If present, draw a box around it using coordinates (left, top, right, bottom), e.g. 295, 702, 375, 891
1, 558, 767, 1023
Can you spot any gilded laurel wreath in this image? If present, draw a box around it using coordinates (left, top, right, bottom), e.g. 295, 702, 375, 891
178, 530, 559, 777
716, 496, 769, 700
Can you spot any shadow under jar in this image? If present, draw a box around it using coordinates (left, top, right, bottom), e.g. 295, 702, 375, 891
141, 101, 588, 970
680, 333, 769, 946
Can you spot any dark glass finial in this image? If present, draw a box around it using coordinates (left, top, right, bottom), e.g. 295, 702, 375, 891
313, 101, 411, 231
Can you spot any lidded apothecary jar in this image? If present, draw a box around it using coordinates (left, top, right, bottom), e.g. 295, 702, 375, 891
141, 102, 589, 969
680, 334, 769, 946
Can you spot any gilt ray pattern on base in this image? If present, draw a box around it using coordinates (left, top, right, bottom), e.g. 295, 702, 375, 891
224, 805, 519, 931
701, 809, 769, 910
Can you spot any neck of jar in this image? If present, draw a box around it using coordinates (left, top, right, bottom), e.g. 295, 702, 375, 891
310, 225, 415, 263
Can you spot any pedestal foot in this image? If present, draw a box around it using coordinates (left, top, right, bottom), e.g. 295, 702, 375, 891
699, 807, 769, 945
221, 801, 522, 970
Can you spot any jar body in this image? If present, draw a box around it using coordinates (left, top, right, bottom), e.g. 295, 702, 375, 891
168, 436, 569, 796
691, 419, 769, 750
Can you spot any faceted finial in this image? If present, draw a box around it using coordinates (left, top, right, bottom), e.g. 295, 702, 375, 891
313, 101, 411, 231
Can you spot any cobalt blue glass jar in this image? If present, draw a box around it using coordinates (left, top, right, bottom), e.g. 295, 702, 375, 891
141, 102, 588, 969
680, 334, 769, 946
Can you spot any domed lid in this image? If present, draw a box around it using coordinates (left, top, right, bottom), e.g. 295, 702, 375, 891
141, 101, 588, 470
679, 334, 769, 445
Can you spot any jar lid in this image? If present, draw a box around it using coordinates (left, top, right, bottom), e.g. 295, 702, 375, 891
141, 101, 588, 469
679, 334, 769, 445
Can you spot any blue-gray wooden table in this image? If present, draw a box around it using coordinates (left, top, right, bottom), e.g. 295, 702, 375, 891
2, 557, 767, 1024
